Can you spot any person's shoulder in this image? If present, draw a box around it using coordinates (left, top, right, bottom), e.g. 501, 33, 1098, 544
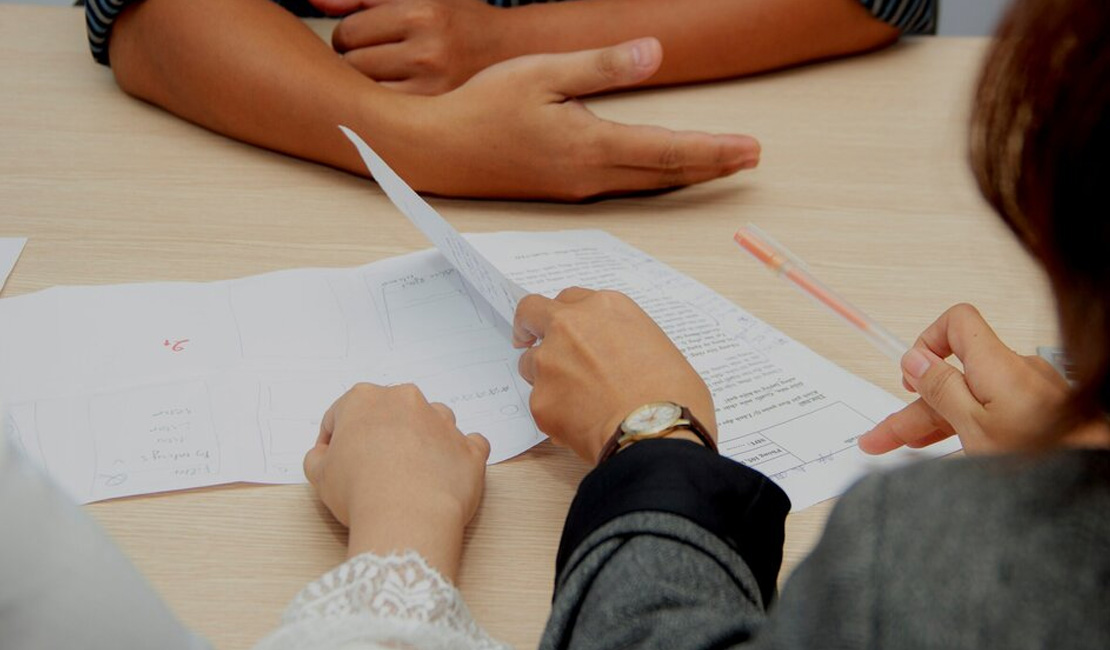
840, 448, 1109, 517
820, 449, 1108, 548
874, 448, 1107, 504
832, 448, 1110, 561
822, 450, 1110, 649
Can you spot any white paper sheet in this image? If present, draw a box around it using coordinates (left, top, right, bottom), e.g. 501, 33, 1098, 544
0, 238, 27, 294
0, 229, 956, 506
0, 253, 539, 503
475, 231, 961, 510
339, 126, 527, 325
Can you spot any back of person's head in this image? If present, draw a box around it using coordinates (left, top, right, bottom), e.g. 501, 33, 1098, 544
971, 0, 1110, 424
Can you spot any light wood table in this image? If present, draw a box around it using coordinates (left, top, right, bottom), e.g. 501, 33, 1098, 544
0, 6, 1056, 649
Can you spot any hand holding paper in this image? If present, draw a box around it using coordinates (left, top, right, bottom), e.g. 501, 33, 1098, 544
514, 287, 717, 464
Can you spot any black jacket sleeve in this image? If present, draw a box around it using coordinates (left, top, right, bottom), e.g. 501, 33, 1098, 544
542, 439, 790, 650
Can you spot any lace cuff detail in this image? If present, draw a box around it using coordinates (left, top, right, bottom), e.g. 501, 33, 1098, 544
254, 550, 509, 650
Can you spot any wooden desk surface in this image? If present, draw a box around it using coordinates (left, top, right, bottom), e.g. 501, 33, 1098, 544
0, 6, 1056, 649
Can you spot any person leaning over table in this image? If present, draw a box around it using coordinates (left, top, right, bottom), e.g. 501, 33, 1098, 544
84, 0, 759, 202
82, 0, 929, 201
4, 0, 1106, 647
283, 0, 1110, 647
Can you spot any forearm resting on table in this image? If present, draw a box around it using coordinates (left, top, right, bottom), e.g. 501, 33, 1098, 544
499, 0, 899, 86
109, 0, 402, 176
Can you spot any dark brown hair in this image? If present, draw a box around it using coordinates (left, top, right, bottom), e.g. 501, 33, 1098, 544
971, 0, 1110, 424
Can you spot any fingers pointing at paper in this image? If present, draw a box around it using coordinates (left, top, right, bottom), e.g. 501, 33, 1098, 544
858, 304, 1070, 456
513, 288, 716, 464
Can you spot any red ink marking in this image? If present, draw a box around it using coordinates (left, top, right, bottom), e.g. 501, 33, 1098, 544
162, 339, 190, 352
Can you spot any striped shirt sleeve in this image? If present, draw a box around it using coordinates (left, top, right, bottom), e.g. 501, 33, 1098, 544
858, 0, 938, 35
85, 0, 130, 66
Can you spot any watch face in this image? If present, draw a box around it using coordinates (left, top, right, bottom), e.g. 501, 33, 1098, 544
622, 402, 683, 435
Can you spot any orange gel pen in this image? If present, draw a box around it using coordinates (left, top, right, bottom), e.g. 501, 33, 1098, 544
734, 224, 909, 362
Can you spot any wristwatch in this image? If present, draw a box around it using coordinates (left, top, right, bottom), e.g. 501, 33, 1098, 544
597, 401, 717, 464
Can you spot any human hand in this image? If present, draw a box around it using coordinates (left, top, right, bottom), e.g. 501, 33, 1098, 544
313, 0, 506, 95
377, 37, 760, 200
303, 383, 489, 577
858, 304, 1070, 456
513, 288, 716, 464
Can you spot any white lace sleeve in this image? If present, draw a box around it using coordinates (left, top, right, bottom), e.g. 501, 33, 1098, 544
253, 550, 512, 650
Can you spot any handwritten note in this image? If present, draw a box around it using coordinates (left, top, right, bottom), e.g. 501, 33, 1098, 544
339, 126, 527, 326
88, 380, 222, 500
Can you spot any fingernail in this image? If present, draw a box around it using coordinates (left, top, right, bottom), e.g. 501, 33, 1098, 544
724, 137, 761, 170
902, 348, 931, 382
857, 432, 879, 455
630, 40, 655, 71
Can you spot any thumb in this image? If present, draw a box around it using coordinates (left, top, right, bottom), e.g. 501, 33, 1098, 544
303, 445, 325, 486
543, 38, 662, 99
902, 347, 984, 437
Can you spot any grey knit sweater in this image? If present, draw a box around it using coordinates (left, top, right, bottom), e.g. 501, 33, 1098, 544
540, 440, 1110, 650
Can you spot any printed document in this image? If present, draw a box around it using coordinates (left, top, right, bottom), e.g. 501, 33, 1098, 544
0, 230, 956, 506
